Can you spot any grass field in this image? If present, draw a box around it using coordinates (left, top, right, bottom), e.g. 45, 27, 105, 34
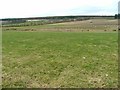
2, 19, 118, 88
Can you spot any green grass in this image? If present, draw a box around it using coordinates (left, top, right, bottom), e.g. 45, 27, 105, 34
2, 31, 118, 88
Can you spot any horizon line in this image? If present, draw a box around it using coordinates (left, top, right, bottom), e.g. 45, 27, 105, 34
1, 14, 115, 20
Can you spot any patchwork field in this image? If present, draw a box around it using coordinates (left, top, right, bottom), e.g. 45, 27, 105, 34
3, 19, 118, 32
2, 19, 118, 88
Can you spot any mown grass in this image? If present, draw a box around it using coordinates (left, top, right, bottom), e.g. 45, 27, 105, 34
2, 31, 118, 88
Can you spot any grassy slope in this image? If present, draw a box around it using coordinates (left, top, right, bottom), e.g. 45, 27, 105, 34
2, 31, 118, 88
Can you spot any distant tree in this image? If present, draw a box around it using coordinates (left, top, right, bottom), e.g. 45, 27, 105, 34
115, 14, 118, 19
118, 14, 120, 19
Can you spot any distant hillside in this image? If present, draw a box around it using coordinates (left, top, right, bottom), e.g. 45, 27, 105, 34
1, 15, 115, 21
1, 15, 115, 27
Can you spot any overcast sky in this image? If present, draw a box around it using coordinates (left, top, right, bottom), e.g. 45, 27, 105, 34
0, 0, 119, 19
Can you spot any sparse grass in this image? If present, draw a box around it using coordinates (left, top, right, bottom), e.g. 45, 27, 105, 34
2, 31, 118, 88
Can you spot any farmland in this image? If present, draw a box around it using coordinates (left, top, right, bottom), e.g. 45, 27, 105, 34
2, 19, 118, 88
3, 19, 118, 32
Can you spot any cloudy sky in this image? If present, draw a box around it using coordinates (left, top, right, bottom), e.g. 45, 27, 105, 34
0, 0, 119, 19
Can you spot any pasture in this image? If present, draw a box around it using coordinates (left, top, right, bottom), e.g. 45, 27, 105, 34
2, 19, 118, 88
